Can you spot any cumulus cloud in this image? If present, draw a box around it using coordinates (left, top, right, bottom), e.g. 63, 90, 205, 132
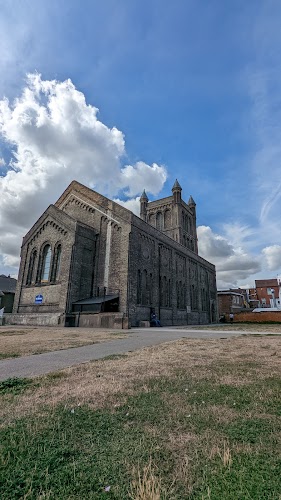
198, 225, 261, 288
0, 73, 167, 273
262, 245, 281, 271
197, 226, 234, 259
120, 162, 167, 197
113, 196, 140, 215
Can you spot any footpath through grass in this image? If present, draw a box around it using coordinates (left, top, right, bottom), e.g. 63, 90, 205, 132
0, 336, 280, 499
0, 326, 128, 359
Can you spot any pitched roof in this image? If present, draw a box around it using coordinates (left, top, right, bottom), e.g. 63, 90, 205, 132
0, 275, 17, 293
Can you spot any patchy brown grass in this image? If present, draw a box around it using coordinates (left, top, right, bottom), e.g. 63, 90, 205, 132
0, 326, 128, 358
1, 334, 280, 428
129, 460, 163, 500
1, 334, 281, 499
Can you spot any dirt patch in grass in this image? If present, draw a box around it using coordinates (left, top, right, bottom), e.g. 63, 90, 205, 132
0, 326, 128, 358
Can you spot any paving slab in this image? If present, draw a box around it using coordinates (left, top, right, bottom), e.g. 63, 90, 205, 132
0, 327, 276, 381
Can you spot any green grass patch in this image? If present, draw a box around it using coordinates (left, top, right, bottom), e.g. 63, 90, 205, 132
0, 363, 280, 498
0, 352, 19, 359
0, 377, 34, 395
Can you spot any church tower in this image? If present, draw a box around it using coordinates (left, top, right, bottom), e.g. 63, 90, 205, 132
143, 180, 198, 253
140, 189, 148, 221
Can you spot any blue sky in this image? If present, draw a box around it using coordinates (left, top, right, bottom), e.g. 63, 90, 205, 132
1, 0, 281, 288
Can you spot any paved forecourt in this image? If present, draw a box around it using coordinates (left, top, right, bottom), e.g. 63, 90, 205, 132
0, 327, 276, 381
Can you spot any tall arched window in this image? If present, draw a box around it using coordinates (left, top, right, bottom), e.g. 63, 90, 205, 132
26, 249, 37, 285
51, 244, 62, 282
41, 245, 52, 282
156, 212, 163, 230
164, 209, 171, 229
142, 270, 148, 305
137, 270, 141, 304
149, 214, 156, 227
149, 273, 153, 305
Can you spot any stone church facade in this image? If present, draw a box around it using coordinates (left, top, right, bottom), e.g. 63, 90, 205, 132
11, 180, 217, 328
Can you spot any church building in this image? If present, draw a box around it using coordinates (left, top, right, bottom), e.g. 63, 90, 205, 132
11, 180, 217, 328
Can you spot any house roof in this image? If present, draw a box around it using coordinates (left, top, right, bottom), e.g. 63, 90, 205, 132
255, 279, 278, 287
0, 275, 17, 293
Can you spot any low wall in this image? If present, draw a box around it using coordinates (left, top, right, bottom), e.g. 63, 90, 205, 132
3, 312, 131, 329
78, 313, 130, 329
3, 313, 62, 326
230, 311, 281, 323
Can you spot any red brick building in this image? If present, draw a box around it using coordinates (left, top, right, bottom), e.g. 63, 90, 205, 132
217, 290, 244, 316
255, 279, 280, 308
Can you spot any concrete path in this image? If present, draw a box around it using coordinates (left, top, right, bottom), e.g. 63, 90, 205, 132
0, 327, 276, 381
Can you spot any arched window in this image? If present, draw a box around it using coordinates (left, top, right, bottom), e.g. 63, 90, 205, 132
142, 270, 148, 305
168, 279, 171, 307
26, 249, 37, 285
149, 273, 153, 305
156, 212, 163, 231
137, 270, 142, 304
51, 244, 62, 282
164, 209, 171, 229
149, 213, 156, 227
41, 244, 52, 282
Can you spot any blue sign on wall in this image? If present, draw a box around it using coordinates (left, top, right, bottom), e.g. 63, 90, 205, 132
35, 294, 43, 304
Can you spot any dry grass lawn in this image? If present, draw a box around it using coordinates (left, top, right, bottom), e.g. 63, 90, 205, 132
1, 334, 281, 498
1, 334, 280, 426
0, 326, 128, 359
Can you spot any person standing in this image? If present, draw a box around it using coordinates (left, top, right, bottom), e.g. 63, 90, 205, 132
229, 312, 234, 324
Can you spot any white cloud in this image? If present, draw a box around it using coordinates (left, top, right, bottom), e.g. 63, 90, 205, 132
0, 73, 167, 274
197, 226, 233, 259
262, 245, 281, 271
113, 196, 140, 215
198, 225, 261, 288
120, 162, 167, 197
0, 157, 5, 167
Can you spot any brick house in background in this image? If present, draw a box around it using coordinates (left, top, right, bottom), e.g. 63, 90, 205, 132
255, 279, 281, 308
217, 290, 245, 317
10, 180, 217, 328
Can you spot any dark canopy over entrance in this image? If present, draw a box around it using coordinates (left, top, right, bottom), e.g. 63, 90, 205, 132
72, 294, 119, 313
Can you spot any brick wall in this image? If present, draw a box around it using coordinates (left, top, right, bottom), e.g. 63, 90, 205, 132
231, 311, 281, 323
